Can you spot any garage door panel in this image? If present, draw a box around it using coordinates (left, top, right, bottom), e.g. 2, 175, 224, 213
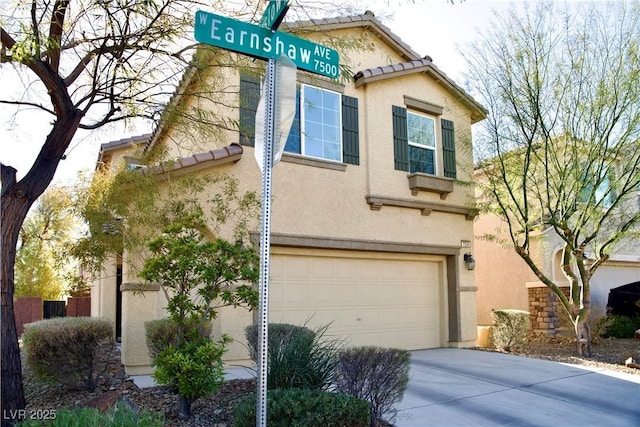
270, 251, 444, 350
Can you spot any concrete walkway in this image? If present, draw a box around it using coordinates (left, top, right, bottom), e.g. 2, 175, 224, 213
131, 348, 640, 426
396, 348, 640, 426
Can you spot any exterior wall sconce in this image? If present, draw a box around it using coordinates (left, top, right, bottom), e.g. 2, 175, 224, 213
463, 252, 475, 270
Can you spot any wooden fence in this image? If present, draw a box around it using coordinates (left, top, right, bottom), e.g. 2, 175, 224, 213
14, 296, 91, 337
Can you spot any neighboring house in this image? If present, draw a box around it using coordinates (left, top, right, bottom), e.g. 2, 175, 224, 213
93, 11, 486, 375
474, 162, 640, 338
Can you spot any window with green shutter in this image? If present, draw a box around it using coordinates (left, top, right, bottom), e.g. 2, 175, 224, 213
239, 72, 260, 147
393, 106, 456, 178
284, 84, 359, 165
441, 119, 456, 179
342, 95, 359, 165
392, 106, 409, 171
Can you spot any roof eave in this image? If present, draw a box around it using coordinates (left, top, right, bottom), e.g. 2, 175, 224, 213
354, 65, 487, 123
139, 143, 243, 179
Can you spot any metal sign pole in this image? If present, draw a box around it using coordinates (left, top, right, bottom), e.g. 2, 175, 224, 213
256, 57, 276, 427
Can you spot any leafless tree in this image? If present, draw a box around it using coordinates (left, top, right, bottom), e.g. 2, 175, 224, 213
466, 0, 640, 356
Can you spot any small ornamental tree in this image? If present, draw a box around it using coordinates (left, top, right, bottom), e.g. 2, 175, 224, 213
139, 212, 259, 419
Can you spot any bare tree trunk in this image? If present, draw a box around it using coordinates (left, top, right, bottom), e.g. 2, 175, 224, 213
1, 110, 82, 425
1, 166, 27, 427
178, 395, 191, 420
575, 318, 592, 357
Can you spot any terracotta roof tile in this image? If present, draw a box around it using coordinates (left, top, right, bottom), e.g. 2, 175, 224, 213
139, 143, 244, 177
100, 134, 151, 153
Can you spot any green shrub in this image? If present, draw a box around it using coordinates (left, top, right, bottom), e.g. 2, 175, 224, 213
233, 388, 370, 427
601, 314, 640, 338
245, 323, 339, 390
153, 336, 229, 419
334, 346, 410, 426
18, 402, 164, 426
491, 309, 529, 352
144, 317, 212, 360
22, 317, 114, 391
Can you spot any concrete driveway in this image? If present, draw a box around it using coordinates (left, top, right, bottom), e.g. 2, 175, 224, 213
397, 348, 640, 427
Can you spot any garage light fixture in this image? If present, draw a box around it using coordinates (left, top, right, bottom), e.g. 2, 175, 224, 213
463, 252, 475, 270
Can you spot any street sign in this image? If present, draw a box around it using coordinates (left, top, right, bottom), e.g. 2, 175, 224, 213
194, 10, 340, 79
193, 8, 339, 427
260, 0, 290, 30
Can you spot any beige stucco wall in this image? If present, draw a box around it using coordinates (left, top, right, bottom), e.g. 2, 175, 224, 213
90, 258, 118, 337
454, 289, 479, 347
473, 213, 537, 326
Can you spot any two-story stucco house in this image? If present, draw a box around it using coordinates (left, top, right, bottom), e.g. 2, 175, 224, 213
92, 11, 486, 375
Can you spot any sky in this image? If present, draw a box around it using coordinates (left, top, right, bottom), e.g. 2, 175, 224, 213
0, 0, 586, 185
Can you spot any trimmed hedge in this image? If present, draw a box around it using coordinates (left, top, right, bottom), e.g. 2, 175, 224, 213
233, 388, 370, 427
334, 346, 410, 426
22, 317, 114, 391
491, 309, 529, 352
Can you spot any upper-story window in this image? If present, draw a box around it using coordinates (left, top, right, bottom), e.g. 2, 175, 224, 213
407, 112, 436, 174
304, 86, 341, 161
579, 166, 616, 208
239, 72, 360, 166
392, 104, 456, 179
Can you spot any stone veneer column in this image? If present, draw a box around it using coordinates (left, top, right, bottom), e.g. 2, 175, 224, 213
526, 284, 570, 334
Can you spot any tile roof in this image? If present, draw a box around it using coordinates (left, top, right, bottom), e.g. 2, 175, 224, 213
354, 58, 487, 123
139, 143, 243, 177
99, 134, 152, 153
282, 10, 421, 61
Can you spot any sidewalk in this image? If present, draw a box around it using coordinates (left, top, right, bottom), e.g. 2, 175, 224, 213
130, 364, 257, 389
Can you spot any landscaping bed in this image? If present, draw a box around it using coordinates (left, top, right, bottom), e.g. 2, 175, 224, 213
22, 334, 639, 426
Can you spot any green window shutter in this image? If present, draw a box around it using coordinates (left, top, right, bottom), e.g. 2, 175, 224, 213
442, 118, 456, 179
342, 95, 359, 165
239, 72, 260, 147
392, 105, 409, 171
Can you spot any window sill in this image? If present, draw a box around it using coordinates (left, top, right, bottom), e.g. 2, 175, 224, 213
407, 173, 454, 199
282, 153, 347, 171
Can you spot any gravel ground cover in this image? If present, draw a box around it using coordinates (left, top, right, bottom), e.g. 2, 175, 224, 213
22, 333, 639, 426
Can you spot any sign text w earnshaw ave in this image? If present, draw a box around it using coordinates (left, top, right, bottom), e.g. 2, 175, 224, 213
194, 10, 340, 79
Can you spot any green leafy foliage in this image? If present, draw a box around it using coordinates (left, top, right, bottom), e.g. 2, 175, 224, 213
153, 336, 230, 401
600, 315, 640, 338
21, 317, 114, 391
334, 346, 411, 426
491, 309, 529, 352
18, 402, 164, 426
15, 186, 79, 300
138, 210, 258, 419
144, 318, 212, 360
245, 323, 339, 390
139, 216, 259, 346
74, 171, 260, 278
232, 388, 370, 427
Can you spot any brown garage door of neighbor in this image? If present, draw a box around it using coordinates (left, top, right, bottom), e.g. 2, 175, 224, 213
268, 248, 445, 350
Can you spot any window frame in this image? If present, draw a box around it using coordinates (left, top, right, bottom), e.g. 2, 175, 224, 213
298, 84, 344, 163
406, 110, 437, 175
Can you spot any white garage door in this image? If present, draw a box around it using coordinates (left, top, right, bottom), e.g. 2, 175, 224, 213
268, 248, 445, 350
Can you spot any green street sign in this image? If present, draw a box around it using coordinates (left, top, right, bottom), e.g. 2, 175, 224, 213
260, 0, 290, 30
194, 10, 340, 79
